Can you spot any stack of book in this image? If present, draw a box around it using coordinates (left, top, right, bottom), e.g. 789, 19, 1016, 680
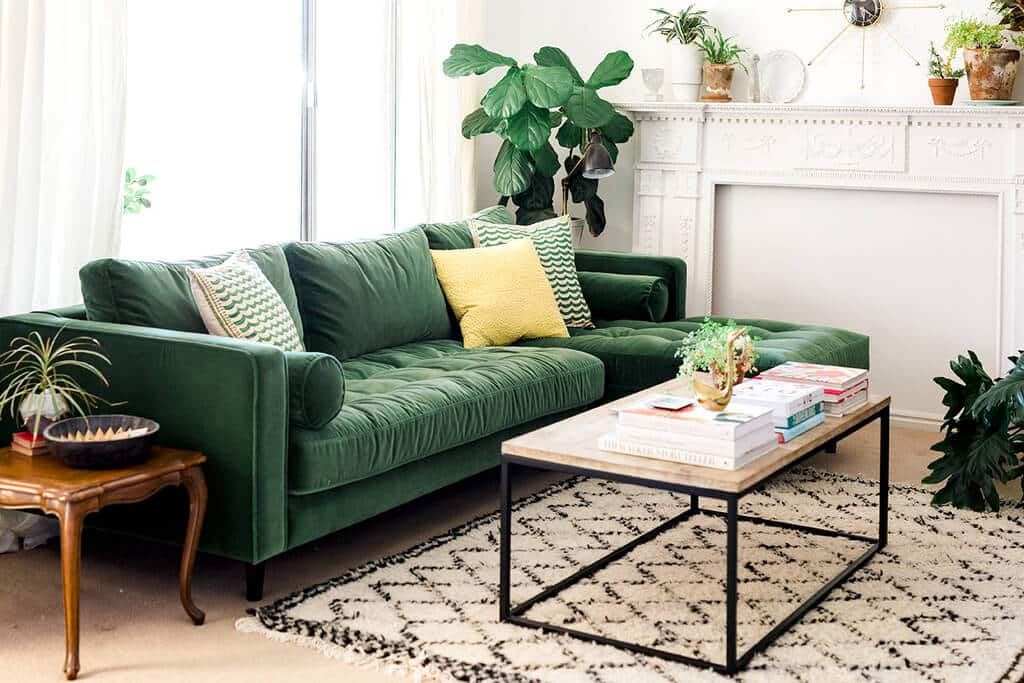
754, 362, 869, 416
731, 380, 825, 443
10, 431, 48, 456
599, 395, 777, 470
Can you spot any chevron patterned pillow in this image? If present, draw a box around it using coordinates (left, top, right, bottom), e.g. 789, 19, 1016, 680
469, 215, 594, 329
188, 251, 305, 351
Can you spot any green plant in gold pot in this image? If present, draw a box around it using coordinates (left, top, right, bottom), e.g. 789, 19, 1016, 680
0, 330, 115, 438
696, 28, 748, 102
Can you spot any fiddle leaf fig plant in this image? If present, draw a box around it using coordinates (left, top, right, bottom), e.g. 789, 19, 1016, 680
924, 350, 1024, 512
444, 44, 635, 236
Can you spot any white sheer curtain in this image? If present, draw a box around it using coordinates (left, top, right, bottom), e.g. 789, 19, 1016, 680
0, 0, 127, 314
394, 0, 482, 227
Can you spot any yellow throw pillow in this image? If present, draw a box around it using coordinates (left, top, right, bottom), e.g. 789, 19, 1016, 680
430, 238, 569, 348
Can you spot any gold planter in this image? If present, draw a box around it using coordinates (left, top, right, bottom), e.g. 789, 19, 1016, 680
702, 63, 735, 102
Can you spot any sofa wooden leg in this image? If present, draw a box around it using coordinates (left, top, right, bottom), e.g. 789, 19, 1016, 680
245, 562, 265, 602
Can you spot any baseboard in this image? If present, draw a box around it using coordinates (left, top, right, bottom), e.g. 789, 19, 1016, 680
890, 408, 942, 432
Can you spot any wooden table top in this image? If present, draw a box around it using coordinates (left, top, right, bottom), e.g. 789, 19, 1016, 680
502, 378, 889, 495
0, 447, 206, 503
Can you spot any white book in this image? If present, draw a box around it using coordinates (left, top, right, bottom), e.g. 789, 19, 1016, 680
617, 399, 773, 440
615, 424, 773, 458
731, 380, 825, 417
598, 433, 778, 471
823, 390, 868, 416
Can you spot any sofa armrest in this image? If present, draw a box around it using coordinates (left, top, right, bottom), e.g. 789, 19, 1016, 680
574, 250, 687, 321
0, 313, 288, 564
577, 272, 670, 322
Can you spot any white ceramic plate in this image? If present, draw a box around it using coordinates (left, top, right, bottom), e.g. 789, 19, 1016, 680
760, 50, 806, 104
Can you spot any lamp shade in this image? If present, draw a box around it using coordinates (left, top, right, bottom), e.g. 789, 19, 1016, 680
581, 131, 614, 179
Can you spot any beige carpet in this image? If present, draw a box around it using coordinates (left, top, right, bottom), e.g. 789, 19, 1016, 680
0, 423, 995, 682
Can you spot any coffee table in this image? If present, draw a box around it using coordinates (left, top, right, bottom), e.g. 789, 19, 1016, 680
499, 378, 889, 674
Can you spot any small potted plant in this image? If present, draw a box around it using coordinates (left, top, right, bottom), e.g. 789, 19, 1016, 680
645, 5, 710, 102
696, 28, 748, 102
0, 330, 114, 439
676, 318, 758, 390
945, 16, 1022, 101
927, 42, 965, 105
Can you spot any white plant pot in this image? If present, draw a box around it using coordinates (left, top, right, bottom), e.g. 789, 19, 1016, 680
670, 43, 704, 102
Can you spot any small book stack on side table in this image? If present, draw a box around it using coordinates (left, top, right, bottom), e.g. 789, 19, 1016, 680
0, 446, 207, 680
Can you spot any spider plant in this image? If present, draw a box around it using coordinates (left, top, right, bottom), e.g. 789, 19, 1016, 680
0, 329, 115, 438
698, 28, 749, 73
645, 6, 710, 45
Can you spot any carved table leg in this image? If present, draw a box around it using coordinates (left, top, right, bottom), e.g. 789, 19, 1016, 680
59, 503, 86, 680
180, 466, 207, 626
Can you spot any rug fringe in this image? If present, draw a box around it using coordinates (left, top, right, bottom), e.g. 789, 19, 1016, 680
235, 617, 449, 683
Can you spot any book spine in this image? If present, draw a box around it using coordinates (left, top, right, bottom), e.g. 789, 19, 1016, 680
599, 435, 743, 470
615, 426, 750, 457
617, 412, 739, 439
777, 403, 823, 428
775, 413, 826, 443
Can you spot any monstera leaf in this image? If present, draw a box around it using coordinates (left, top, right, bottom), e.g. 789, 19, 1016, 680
443, 44, 517, 77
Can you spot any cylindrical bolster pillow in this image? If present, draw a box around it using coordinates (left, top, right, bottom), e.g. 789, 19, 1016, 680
578, 271, 670, 322
285, 352, 345, 429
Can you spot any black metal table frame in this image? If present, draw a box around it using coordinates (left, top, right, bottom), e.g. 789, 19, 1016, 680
498, 404, 889, 674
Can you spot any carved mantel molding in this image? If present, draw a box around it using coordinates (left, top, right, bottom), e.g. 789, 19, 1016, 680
618, 101, 1024, 422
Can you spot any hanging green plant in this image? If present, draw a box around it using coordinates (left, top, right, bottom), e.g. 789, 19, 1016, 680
123, 167, 155, 215
443, 44, 635, 236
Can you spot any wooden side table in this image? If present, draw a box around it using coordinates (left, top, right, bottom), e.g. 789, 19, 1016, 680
0, 446, 207, 680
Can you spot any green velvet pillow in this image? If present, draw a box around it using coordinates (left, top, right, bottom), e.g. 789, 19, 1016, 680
285, 352, 344, 429
419, 205, 514, 251
284, 229, 452, 360
80, 244, 304, 339
578, 271, 670, 322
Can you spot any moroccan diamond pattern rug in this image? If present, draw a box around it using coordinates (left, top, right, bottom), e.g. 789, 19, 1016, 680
238, 469, 1024, 682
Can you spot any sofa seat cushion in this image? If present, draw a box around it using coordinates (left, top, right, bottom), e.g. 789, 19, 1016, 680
517, 317, 869, 398
287, 340, 604, 495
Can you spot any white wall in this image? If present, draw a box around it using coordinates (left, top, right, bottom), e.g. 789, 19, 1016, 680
474, 0, 1000, 252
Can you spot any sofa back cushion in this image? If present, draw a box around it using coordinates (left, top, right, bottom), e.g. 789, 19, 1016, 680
80, 245, 304, 338
419, 205, 513, 250
284, 228, 452, 360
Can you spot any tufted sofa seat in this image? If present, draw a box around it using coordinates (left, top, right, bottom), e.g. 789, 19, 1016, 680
287, 341, 603, 495
519, 318, 869, 399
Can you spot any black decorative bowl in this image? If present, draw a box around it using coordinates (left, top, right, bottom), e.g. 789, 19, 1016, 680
43, 415, 159, 469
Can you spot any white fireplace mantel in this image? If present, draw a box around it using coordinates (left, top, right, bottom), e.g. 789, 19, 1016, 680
618, 101, 1024, 424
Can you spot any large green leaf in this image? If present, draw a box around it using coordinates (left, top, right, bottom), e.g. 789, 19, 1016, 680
521, 64, 574, 108
564, 88, 615, 128
533, 46, 584, 85
564, 155, 597, 202
482, 68, 527, 118
506, 103, 552, 152
585, 50, 634, 89
600, 112, 634, 143
602, 137, 619, 164
531, 142, 560, 177
512, 171, 556, 221
461, 107, 499, 139
973, 359, 1024, 419
493, 140, 534, 196
584, 194, 606, 237
556, 121, 582, 150
443, 44, 517, 77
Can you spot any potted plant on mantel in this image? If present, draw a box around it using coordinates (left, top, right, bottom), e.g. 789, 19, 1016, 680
927, 42, 965, 105
945, 16, 1022, 101
697, 28, 748, 102
645, 5, 710, 102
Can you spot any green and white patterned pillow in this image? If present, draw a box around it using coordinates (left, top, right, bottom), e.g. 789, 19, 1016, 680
188, 251, 305, 351
469, 215, 594, 329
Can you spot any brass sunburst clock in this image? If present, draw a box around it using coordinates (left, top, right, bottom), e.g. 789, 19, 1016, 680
787, 0, 946, 89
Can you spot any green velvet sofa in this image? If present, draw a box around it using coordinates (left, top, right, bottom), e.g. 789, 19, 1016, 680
0, 206, 868, 600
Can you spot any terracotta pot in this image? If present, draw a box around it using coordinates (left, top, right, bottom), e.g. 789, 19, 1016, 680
963, 48, 1020, 100
927, 77, 959, 105
702, 63, 735, 102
